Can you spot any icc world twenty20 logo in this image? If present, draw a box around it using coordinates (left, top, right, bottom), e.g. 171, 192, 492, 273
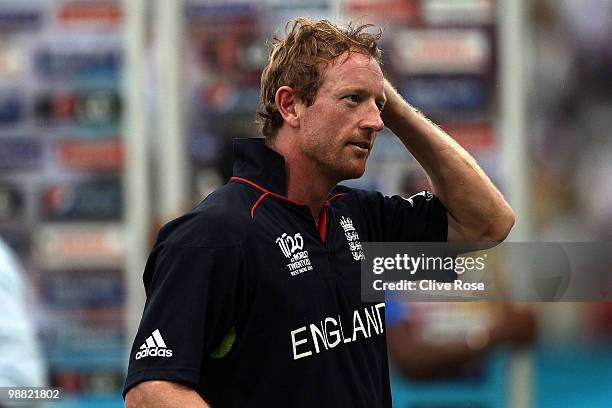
276, 232, 304, 258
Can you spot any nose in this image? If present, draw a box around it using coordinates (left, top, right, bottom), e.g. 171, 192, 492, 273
359, 101, 385, 132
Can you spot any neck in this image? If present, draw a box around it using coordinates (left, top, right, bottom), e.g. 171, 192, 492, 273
270, 136, 337, 224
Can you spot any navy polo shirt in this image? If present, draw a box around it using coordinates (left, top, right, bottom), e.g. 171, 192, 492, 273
124, 138, 447, 407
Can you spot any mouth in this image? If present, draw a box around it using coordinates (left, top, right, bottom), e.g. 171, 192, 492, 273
347, 141, 371, 152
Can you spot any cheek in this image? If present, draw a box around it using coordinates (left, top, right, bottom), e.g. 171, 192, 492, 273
318, 106, 346, 131
301, 102, 350, 150
302, 107, 330, 136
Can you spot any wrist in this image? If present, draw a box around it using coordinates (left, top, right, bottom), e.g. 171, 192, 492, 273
381, 84, 429, 141
381, 83, 410, 124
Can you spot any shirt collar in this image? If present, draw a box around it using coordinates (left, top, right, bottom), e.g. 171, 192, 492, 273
232, 138, 288, 196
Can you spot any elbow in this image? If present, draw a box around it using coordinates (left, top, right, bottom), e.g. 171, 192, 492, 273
481, 206, 515, 243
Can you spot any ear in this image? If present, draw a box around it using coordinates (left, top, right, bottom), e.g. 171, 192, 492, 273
275, 86, 300, 128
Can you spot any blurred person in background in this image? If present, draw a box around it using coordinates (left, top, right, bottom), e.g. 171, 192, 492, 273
124, 17, 514, 407
0, 237, 46, 390
387, 301, 536, 380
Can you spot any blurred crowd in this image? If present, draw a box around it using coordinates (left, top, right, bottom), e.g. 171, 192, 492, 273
530, 0, 612, 240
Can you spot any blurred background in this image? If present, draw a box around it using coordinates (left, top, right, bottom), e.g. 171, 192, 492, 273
0, 0, 610, 406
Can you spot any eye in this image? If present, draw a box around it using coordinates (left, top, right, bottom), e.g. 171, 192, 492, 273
343, 94, 361, 104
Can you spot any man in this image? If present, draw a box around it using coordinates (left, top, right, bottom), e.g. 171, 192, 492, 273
124, 18, 514, 407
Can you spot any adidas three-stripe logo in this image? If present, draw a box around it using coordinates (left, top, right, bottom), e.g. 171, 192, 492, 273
142, 329, 167, 348
135, 329, 173, 360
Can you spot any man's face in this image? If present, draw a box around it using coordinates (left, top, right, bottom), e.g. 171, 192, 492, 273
295, 52, 386, 182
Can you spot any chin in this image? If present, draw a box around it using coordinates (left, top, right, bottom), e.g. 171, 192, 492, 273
335, 164, 366, 181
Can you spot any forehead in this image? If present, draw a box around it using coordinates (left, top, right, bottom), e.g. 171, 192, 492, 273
321, 52, 384, 90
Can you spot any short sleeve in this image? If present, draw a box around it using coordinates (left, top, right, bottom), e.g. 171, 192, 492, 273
123, 243, 247, 396
384, 191, 448, 242
354, 189, 448, 242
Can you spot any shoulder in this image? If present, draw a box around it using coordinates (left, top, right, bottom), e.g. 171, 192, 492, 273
331, 185, 438, 208
329, 185, 389, 228
330, 184, 386, 208
156, 183, 255, 248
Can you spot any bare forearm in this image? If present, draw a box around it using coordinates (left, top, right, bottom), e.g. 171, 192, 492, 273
382, 81, 514, 241
125, 381, 210, 408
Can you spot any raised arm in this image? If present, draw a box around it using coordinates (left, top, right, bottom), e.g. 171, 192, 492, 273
125, 381, 210, 408
382, 80, 515, 242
